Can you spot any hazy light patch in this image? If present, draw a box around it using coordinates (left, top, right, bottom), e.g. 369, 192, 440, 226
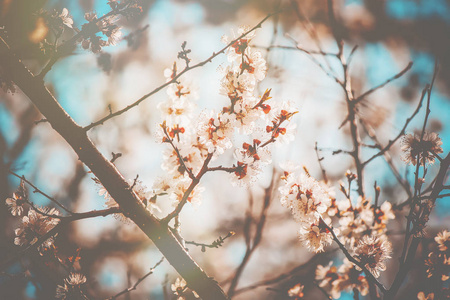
179, 2, 205, 25
386, 0, 418, 20
345, 0, 363, 5
93, 0, 111, 17
97, 257, 126, 289
226, 240, 247, 266
47, 55, 105, 124
0, 103, 17, 147
36, 145, 76, 194
364, 43, 397, 85
387, 0, 450, 22
25, 281, 37, 299
116, 62, 160, 102
14, 138, 40, 175
149, 0, 176, 28
410, 51, 435, 83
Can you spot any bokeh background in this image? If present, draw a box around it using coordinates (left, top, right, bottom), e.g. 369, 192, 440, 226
1, 0, 449, 299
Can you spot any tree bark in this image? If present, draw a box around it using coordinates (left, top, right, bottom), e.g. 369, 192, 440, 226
0, 36, 228, 300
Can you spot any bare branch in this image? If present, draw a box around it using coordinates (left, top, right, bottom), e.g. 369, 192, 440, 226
234, 251, 335, 295
227, 173, 276, 297
8, 170, 73, 214
362, 85, 428, 167
354, 62, 413, 104
185, 231, 235, 252
314, 142, 328, 183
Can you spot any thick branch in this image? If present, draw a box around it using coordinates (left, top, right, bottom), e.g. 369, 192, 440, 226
0, 37, 228, 300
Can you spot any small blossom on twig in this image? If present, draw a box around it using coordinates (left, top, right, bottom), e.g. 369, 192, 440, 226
425, 230, 450, 281
315, 261, 340, 299
59, 8, 74, 28
401, 132, 443, 165
298, 219, 334, 253
5, 179, 27, 216
332, 259, 369, 298
354, 235, 392, 278
417, 291, 435, 300
435, 230, 450, 252
171, 277, 199, 300
56, 273, 87, 299
14, 207, 60, 251
287, 283, 305, 299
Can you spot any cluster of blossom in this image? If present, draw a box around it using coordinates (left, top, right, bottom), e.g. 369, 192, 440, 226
314, 259, 370, 298
287, 283, 305, 299
80, 12, 123, 53
424, 230, 450, 284
401, 131, 443, 166
335, 194, 395, 250
38, 2, 143, 55
279, 166, 394, 299
171, 277, 199, 300
55, 273, 87, 299
5, 180, 60, 253
36, 8, 74, 32
279, 167, 335, 253
6, 179, 27, 216
151, 26, 297, 208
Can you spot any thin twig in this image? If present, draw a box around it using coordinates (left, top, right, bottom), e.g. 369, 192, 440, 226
0, 207, 119, 270
362, 86, 428, 167
84, 12, 278, 130
185, 231, 235, 252
8, 170, 73, 214
359, 119, 412, 198
227, 173, 275, 297
161, 153, 213, 224
105, 257, 165, 300
354, 62, 413, 104
252, 44, 338, 56
315, 142, 328, 183
234, 251, 336, 295
321, 219, 387, 294
386, 62, 442, 299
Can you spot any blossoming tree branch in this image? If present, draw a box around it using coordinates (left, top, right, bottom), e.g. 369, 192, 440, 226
0, 0, 449, 299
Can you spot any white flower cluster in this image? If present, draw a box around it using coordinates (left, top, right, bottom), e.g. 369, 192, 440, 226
152, 27, 298, 208
171, 277, 199, 300
279, 166, 334, 253
315, 259, 370, 299
56, 273, 87, 299
5, 179, 61, 253
425, 230, 450, 282
337, 196, 394, 248
279, 165, 395, 281
14, 207, 60, 252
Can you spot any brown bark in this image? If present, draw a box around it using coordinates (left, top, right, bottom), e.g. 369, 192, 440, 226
0, 36, 228, 300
